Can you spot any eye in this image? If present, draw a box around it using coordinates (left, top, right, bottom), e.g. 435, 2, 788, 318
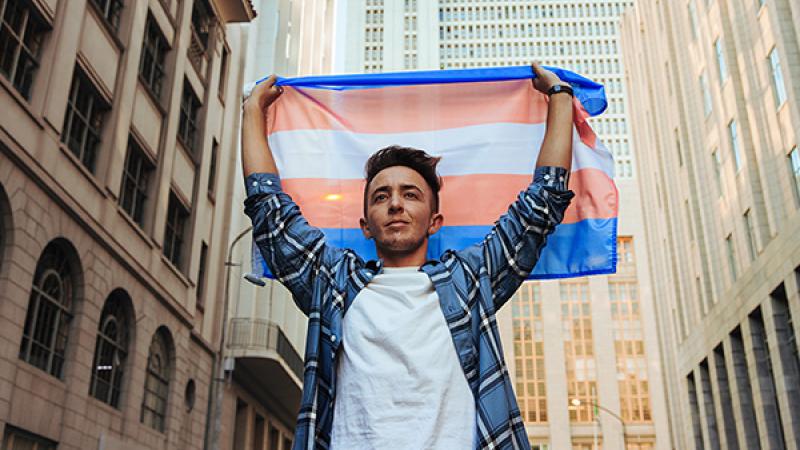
404, 192, 419, 199
373, 193, 388, 202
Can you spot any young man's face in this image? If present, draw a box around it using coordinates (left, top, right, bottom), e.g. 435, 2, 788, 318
360, 166, 443, 259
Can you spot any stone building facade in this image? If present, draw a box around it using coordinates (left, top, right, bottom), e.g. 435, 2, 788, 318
0, 0, 254, 449
620, 0, 800, 449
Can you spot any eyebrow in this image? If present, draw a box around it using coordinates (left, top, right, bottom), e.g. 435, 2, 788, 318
370, 184, 424, 197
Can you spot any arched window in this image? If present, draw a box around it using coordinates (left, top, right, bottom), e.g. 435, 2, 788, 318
89, 289, 131, 407
19, 240, 78, 378
141, 327, 172, 432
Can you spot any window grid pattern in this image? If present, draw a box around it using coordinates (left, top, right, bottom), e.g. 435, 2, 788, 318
141, 330, 171, 432
119, 137, 154, 227
403, 0, 418, 69
89, 292, 129, 408
163, 192, 189, 270
178, 80, 201, 155
435, 1, 634, 180
0, 0, 48, 99
610, 237, 651, 423
363, 0, 384, 73
561, 280, 596, 423
139, 14, 169, 98
19, 242, 74, 378
62, 68, 108, 172
511, 282, 547, 423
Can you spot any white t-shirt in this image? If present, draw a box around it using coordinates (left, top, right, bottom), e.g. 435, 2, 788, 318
330, 266, 476, 449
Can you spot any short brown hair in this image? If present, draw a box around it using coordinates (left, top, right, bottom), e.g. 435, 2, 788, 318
363, 145, 443, 213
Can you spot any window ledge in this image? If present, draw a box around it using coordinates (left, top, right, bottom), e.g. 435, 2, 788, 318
57, 142, 107, 198
137, 76, 167, 116
116, 206, 157, 249
86, 1, 125, 51
160, 253, 192, 288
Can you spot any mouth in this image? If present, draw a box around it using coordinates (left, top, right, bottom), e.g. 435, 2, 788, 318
385, 220, 409, 228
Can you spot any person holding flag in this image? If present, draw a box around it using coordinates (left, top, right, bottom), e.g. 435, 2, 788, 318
241, 62, 576, 450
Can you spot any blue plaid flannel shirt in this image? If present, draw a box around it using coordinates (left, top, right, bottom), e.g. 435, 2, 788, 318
244, 166, 574, 450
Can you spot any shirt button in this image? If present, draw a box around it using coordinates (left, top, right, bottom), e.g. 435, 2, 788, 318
543, 174, 550, 180
559, 176, 565, 182
330, 335, 337, 342
251, 181, 258, 187
267, 180, 273, 186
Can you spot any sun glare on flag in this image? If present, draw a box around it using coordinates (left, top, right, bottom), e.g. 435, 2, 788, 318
324, 193, 342, 201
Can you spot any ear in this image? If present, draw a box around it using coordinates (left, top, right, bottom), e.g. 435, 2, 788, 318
359, 217, 373, 239
427, 212, 444, 236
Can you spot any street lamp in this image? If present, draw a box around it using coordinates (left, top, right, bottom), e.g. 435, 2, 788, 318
206, 225, 266, 450
570, 396, 625, 450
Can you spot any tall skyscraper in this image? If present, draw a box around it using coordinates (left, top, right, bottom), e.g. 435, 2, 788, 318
621, 1, 800, 449
0, 0, 254, 449
342, 1, 670, 448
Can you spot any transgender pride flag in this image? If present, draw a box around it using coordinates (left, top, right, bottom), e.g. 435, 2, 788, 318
253, 65, 618, 279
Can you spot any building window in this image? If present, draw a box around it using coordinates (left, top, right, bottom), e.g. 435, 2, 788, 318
712, 149, 723, 195
119, 137, 154, 227
687, 0, 698, 40
2, 426, 56, 450
0, 0, 49, 99
790, 147, 800, 204
89, 0, 123, 31
218, 46, 229, 98
188, 0, 213, 76
713, 345, 741, 448
62, 67, 109, 173
715, 38, 727, 82
698, 359, 721, 448
163, 192, 189, 270
743, 209, 757, 260
700, 71, 712, 116
196, 242, 208, 309
686, 372, 704, 450
725, 234, 737, 282
207, 139, 218, 197
768, 48, 787, 107
177, 80, 201, 155
770, 284, 800, 434
561, 281, 596, 423
141, 328, 172, 432
511, 282, 547, 423
728, 119, 742, 172
19, 240, 76, 378
749, 308, 787, 448
139, 13, 169, 98
89, 290, 130, 408
730, 327, 761, 447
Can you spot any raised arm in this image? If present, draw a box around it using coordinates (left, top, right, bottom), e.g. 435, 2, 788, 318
458, 63, 576, 310
241, 76, 342, 315
242, 75, 282, 176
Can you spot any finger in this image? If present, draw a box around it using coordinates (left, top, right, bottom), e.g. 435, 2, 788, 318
531, 61, 543, 78
264, 74, 278, 87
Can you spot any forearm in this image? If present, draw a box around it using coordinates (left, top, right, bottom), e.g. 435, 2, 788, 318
241, 99, 280, 179
535, 93, 573, 171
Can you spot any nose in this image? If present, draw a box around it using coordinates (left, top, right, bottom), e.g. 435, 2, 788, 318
388, 193, 404, 213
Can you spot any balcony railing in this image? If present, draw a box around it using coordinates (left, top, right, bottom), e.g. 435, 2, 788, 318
187, 27, 208, 81
228, 318, 304, 380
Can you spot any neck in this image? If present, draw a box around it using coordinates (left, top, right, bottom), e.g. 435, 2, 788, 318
377, 242, 428, 268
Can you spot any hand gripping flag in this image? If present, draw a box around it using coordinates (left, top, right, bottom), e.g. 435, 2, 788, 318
251, 65, 618, 279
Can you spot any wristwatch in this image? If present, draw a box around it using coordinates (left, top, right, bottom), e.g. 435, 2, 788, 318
547, 84, 574, 97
